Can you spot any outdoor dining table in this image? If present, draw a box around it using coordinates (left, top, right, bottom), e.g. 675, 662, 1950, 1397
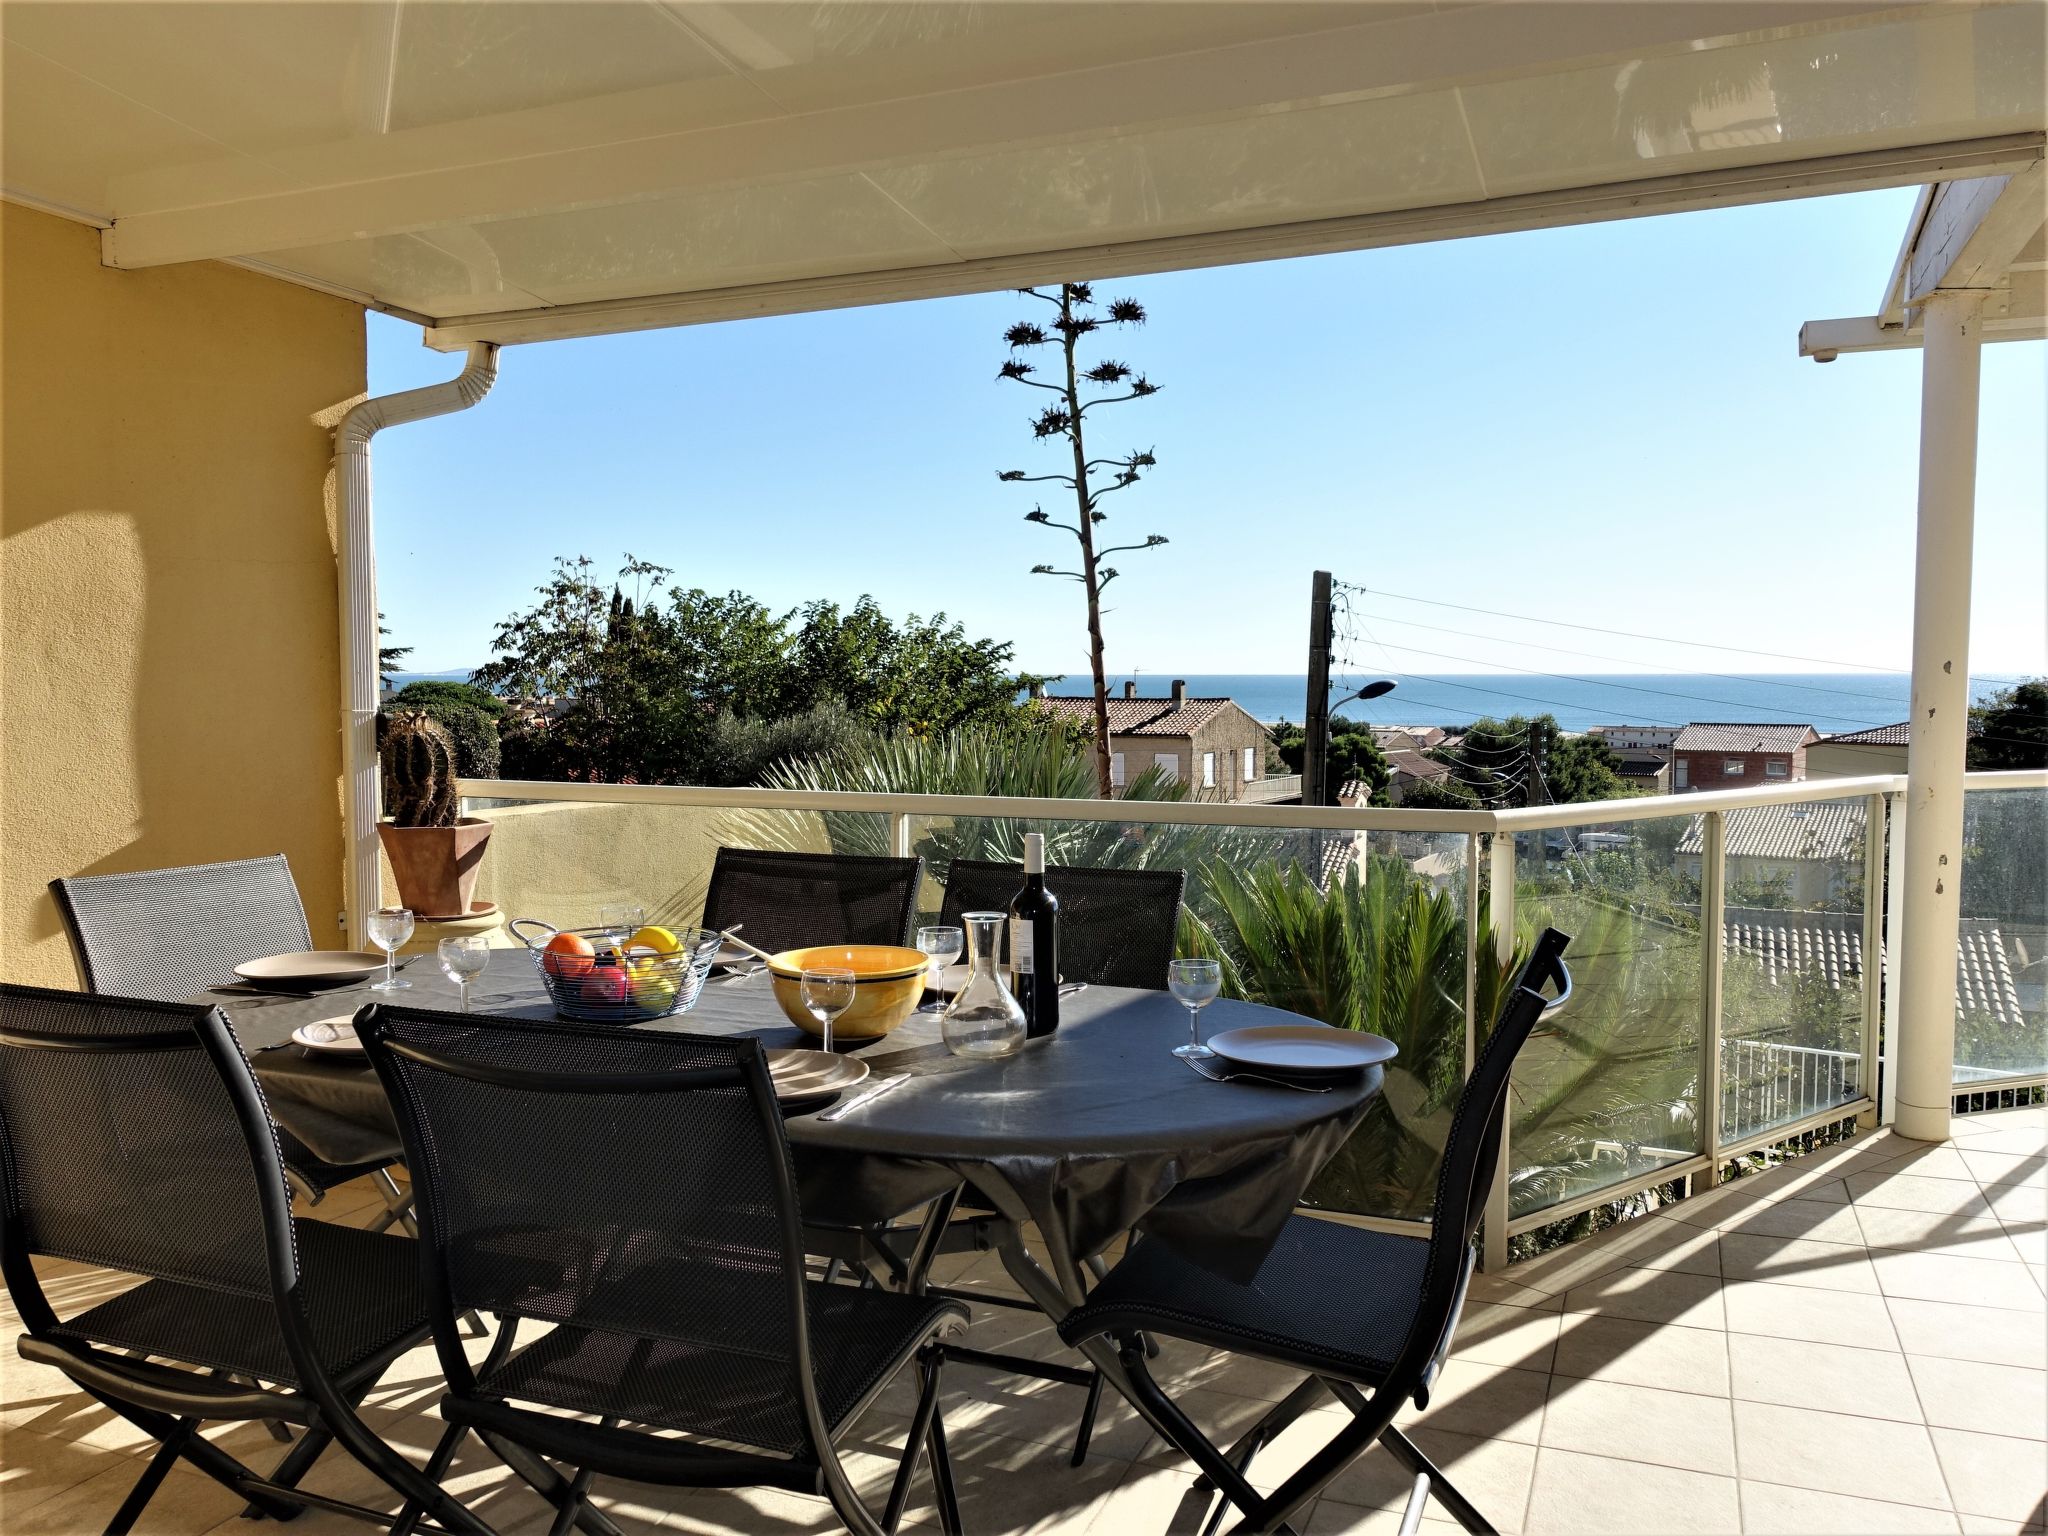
205, 947, 1384, 1429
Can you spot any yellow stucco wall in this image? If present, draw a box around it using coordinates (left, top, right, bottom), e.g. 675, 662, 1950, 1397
2, 203, 365, 986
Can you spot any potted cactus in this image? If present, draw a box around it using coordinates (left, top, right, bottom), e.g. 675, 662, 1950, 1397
376, 709, 493, 918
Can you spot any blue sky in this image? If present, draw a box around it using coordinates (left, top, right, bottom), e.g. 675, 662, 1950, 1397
369, 186, 2045, 684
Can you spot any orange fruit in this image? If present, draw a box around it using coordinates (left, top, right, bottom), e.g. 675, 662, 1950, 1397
541, 931, 595, 979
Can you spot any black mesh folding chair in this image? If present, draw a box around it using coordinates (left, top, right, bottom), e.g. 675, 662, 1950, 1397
357, 1007, 968, 1536
1058, 928, 1573, 1536
0, 984, 494, 1536
51, 855, 414, 1230
701, 848, 924, 953
937, 860, 1185, 990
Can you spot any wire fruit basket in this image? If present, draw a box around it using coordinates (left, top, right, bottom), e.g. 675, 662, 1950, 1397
508, 918, 721, 1024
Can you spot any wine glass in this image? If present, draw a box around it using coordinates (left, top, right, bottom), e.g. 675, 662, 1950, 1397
915, 925, 963, 1014
597, 902, 644, 955
800, 966, 857, 1053
1167, 958, 1222, 1060
437, 935, 490, 1012
366, 907, 415, 991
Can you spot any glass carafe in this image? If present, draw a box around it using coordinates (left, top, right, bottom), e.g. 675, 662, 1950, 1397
941, 911, 1028, 1059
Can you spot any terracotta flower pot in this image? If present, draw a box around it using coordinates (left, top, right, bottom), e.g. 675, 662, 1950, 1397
378, 817, 493, 920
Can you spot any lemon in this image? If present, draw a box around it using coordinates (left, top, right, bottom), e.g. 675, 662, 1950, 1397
622, 945, 661, 977
630, 969, 680, 1010
628, 925, 681, 955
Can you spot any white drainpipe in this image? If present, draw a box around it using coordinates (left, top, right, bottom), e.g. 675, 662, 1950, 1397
1892, 290, 1986, 1144
333, 342, 499, 945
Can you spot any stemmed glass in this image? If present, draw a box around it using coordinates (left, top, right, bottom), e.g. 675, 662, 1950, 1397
800, 966, 857, 1053
437, 935, 490, 1012
598, 903, 644, 955
366, 907, 415, 991
915, 925, 963, 1013
1167, 958, 1222, 1060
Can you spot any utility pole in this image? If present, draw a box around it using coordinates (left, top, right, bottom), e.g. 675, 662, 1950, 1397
1303, 570, 1333, 807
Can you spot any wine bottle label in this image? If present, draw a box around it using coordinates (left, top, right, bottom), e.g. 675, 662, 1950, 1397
1011, 917, 1034, 968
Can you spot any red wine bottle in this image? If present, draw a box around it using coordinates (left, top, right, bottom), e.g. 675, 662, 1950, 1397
1009, 833, 1061, 1038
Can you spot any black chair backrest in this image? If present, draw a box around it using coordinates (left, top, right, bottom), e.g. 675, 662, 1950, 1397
358, 1009, 821, 1453
701, 848, 923, 953
1408, 929, 1571, 1350
51, 855, 314, 1001
0, 985, 294, 1305
937, 860, 1186, 990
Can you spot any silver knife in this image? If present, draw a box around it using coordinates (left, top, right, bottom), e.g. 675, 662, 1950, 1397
817, 1073, 910, 1122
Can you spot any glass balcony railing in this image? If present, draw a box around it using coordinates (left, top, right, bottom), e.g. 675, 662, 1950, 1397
457, 767, 2044, 1260
1953, 778, 2048, 1087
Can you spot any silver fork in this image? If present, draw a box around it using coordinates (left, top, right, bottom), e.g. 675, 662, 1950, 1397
1178, 1055, 1333, 1093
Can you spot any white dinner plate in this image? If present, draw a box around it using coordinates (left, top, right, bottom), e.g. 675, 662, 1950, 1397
292, 1015, 367, 1054
1206, 1024, 1397, 1075
235, 951, 387, 990
766, 1048, 869, 1103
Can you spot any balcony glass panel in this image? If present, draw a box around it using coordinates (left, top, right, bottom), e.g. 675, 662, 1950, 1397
459, 794, 885, 935
1509, 819, 1704, 1220
1953, 784, 2048, 1085
895, 813, 1474, 1222
1718, 800, 1869, 1144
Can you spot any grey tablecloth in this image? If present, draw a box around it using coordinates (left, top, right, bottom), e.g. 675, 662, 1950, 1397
211, 950, 1381, 1281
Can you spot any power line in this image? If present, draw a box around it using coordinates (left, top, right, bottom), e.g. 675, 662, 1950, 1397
1349, 582, 2035, 682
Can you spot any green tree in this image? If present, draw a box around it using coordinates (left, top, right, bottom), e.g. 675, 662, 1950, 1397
1969, 679, 2048, 770
997, 283, 1168, 798
1269, 716, 1392, 801
385, 680, 505, 779
472, 555, 1030, 786
1438, 714, 1632, 808
377, 612, 410, 680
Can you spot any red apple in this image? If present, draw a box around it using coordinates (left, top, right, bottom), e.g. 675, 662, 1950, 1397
581, 965, 628, 1007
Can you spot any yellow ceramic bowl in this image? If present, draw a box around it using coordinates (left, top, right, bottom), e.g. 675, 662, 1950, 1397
766, 944, 928, 1041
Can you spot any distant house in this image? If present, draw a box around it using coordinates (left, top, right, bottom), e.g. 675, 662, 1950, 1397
1339, 748, 1452, 807
1807, 721, 1910, 778
1676, 801, 1863, 904
1609, 752, 1673, 796
1034, 681, 1270, 800
1370, 725, 1447, 754
1671, 723, 1818, 792
1590, 725, 1680, 753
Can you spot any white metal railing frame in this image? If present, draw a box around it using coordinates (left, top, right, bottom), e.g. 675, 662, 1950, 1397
458, 768, 2046, 1268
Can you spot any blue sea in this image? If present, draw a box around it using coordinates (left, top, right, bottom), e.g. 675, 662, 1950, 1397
390, 669, 2026, 737
1038, 673, 2025, 736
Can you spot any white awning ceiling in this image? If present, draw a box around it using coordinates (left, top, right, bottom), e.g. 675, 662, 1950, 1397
4, 1, 2043, 349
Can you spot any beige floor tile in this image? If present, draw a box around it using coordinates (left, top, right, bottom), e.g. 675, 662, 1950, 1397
1088, 1461, 1231, 1536
1738, 1479, 1961, 1534
1874, 1250, 2048, 1312
0, 1427, 132, 1522
1318, 1428, 1536, 1530
1395, 1361, 1549, 1446
2002, 1220, 2048, 1267
1718, 1233, 1881, 1294
1125, 1386, 1338, 1474
1963, 1150, 2048, 1187
1550, 1313, 1730, 1395
1717, 1198, 1868, 1246
1722, 1281, 1896, 1350
1850, 1172, 2000, 1218
1909, 1357, 2048, 1440
1733, 1400, 1951, 1510
1511, 1216, 1720, 1295
1930, 1427, 2048, 1523
1560, 1266, 1724, 1331
1987, 1186, 2048, 1226
1728, 1333, 1922, 1422
1877, 1147, 1984, 1182
1465, 1273, 1565, 1312
1889, 1297, 2048, 1370
1307, 1499, 1466, 1534
1856, 1205, 2028, 1261
1452, 1303, 1562, 1374
9, 1460, 250, 1536
1523, 1447, 1740, 1535
1540, 1377, 1735, 1476
1963, 1127, 2048, 1158
1956, 1514, 2046, 1535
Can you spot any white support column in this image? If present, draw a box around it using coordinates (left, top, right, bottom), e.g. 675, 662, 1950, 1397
1893, 289, 1988, 1144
